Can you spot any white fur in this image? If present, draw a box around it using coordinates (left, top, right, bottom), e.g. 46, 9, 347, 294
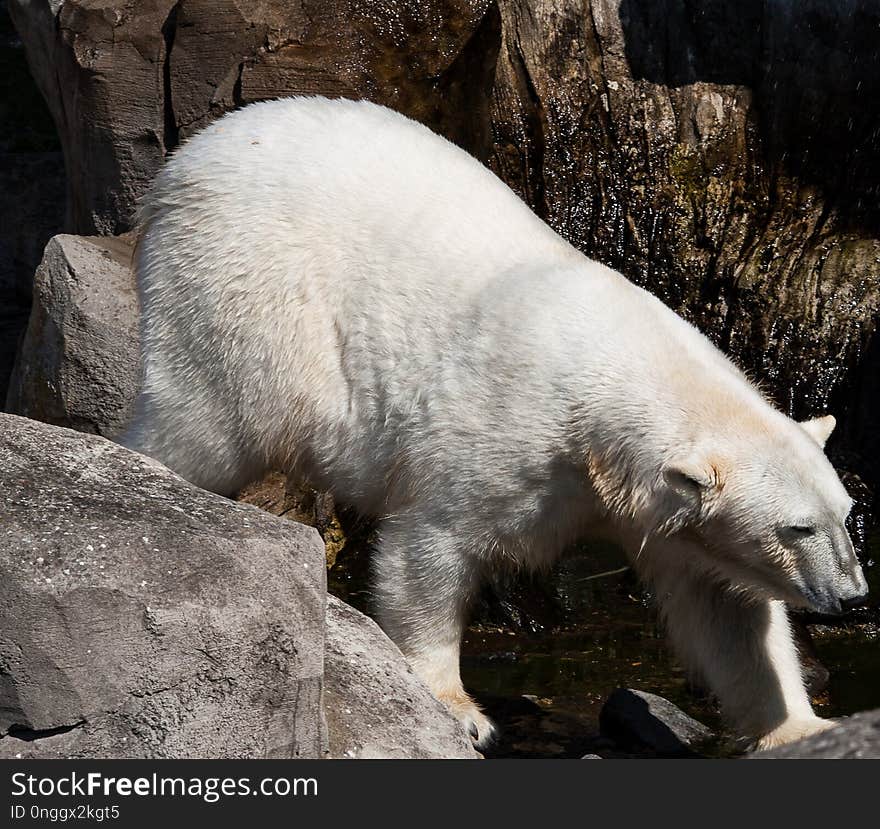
119, 96, 867, 749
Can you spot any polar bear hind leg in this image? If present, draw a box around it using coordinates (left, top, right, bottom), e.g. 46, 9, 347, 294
117, 387, 264, 497
372, 511, 497, 748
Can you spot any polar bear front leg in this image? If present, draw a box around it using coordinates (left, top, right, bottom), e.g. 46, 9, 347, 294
652, 564, 834, 750
372, 514, 496, 748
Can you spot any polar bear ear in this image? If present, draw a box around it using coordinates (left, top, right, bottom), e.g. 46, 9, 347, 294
800, 415, 836, 448
662, 459, 719, 510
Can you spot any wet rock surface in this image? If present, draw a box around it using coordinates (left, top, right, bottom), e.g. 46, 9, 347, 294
751, 709, 880, 759
5, 234, 139, 436
0, 413, 328, 759
599, 688, 714, 757
488, 0, 880, 509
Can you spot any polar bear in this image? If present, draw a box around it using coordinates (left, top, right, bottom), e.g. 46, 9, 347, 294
119, 96, 868, 751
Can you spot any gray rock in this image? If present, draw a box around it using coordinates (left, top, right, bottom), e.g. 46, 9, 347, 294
323, 595, 478, 759
0, 413, 327, 759
5, 234, 139, 436
750, 711, 880, 759
600, 688, 713, 757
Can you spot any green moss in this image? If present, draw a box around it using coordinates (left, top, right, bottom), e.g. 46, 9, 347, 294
668, 144, 708, 197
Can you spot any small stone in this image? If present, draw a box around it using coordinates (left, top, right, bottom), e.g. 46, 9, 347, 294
600, 688, 714, 757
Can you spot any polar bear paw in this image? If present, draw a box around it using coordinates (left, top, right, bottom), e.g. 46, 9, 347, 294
437, 688, 497, 750
755, 716, 836, 751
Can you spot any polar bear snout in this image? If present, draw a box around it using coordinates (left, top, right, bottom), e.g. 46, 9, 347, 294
839, 591, 870, 611
804, 583, 868, 616
826, 566, 869, 615
803, 584, 867, 616
799, 540, 868, 616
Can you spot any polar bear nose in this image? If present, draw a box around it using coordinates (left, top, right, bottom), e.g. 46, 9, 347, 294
839, 592, 869, 612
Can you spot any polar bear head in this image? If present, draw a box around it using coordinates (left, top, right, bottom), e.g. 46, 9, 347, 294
662, 414, 869, 615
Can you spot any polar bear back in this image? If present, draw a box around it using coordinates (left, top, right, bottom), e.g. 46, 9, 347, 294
142, 96, 575, 299
134, 99, 586, 487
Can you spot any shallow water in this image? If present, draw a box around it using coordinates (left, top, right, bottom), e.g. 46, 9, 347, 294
463, 539, 880, 758
461, 549, 725, 757
329, 530, 880, 758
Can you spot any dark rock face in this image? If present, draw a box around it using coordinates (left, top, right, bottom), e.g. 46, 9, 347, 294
0, 413, 328, 759
600, 688, 714, 756
0, 6, 65, 405
488, 1, 880, 497
324, 595, 478, 758
9, 1, 880, 502
751, 709, 880, 759
5, 234, 139, 436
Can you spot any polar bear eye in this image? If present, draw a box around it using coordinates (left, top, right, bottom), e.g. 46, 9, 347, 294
784, 525, 816, 537
777, 525, 818, 546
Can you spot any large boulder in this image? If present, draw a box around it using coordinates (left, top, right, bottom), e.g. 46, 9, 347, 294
0, 413, 328, 759
751, 710, 880, 759
324, 595, 478, 759
0, 413, 479, 759
5, 234, 139, 436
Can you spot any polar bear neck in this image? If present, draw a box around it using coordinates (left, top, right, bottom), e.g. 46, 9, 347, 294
498, 259, 787, 528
